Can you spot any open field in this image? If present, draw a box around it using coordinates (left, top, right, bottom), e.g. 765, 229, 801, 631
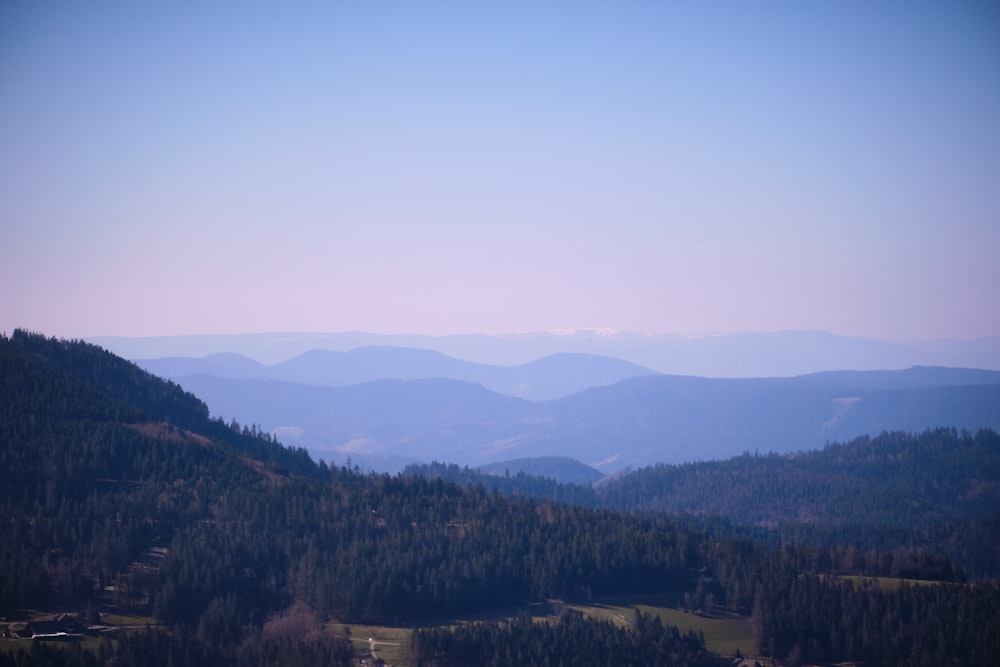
332, 623, 412, 666
333, 594, 757, 664
567, 595, 757, 657
98, 611, 157, 627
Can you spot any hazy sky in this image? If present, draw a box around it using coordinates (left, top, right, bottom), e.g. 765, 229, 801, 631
2, 1, 998, 341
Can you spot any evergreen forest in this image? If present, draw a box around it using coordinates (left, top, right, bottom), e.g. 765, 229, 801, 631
1, 331, 998, 666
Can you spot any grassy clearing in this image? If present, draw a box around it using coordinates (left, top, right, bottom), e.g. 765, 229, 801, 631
99, 612, 157, 626
837, 575, 952, 591
329, 595, 757, 663
330, 623, 412, 666
567, 595, 756, 657
638, 607, 755, 656
328, 595, 758, 664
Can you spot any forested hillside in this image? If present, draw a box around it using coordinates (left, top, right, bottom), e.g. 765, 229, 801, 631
2, 332, 999, 666
407, 429, 1000, 580
0, 332, 715, 665
597, 428, 1000, 578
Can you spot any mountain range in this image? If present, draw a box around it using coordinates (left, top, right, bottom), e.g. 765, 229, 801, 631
92, 329, 1000, 376
134, 347, 655, 401
168, 365, 1000, 473
104, 332, 1000, 474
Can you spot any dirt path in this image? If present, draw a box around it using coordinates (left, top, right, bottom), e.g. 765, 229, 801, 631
352, 636, 400, 665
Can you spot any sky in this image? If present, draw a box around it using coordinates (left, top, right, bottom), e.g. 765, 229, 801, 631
2, 1, 999, 341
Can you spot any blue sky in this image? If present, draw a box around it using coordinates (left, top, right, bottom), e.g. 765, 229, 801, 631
2, 1, 998, 340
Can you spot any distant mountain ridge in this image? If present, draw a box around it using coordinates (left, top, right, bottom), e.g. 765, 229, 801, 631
173, 366, 1000, 473
92, 329, 1000, 377
135, 347, 658, 401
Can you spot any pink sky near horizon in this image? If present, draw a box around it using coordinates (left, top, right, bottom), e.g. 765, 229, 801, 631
2, 2, 999, 342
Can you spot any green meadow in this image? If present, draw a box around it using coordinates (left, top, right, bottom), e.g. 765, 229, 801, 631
333, 594, 758, 665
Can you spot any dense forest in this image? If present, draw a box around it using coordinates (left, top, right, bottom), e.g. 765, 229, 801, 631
409, 427, 1000, 580
410, 611, 727, 667
2, 331, 999, 665
599, 428, 1000, 527
630, 427, 1000, 581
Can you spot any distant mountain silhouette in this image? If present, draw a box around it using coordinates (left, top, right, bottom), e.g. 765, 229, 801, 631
173, 366, 1000, 473
137, 352, 270, 380
136, 346, 658, 401
96, 329, 1000, 376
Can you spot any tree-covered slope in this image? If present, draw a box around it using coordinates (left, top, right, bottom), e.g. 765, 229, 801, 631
597, 428, 1000, 578
598, 428, 1000, 525
0, 332, 706, 627
0, 330, 318, 475
0, 331, 317, 611
3, 331, 999, 666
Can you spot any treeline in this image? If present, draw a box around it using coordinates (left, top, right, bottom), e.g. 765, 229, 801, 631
403, 460, 601, 506
411, 611, 726, 667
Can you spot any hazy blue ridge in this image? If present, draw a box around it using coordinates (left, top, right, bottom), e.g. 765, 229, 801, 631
172, 366, 1000, 473
136, 346, 658, 401
97, 330, 1000, 376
